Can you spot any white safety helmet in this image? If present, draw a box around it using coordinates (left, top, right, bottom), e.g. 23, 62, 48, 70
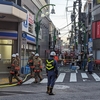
16, 53, 19, 56
89, 54, 93, 57
50, 51, 56, 56
12, 54, 16, 58
31, 52, 35, 55
35, 53, 39, 57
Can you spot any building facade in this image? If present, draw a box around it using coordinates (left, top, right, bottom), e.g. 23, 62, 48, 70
84, 0, 93, 54
0, 0, 54, 74
92, 0, 100, 60
0, 0, 27, 74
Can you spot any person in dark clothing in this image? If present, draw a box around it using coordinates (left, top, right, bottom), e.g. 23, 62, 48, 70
46, 51, 58, 95
88, 54, 94, 74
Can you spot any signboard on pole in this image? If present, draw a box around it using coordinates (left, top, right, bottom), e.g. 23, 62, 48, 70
22, 38, 27, 45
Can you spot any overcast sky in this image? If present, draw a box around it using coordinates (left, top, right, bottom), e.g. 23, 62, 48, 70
50, 0, 86, 42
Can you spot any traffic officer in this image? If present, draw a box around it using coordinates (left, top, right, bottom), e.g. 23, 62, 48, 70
16, 53, 20, 76
88, 54, 94, 74
46, 51, 58, 95
28, 52, 35, 76
9, 54, 22, 84
33, 53, 43, 83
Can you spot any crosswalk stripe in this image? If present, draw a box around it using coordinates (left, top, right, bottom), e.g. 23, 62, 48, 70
56, 73, 66, 82
40, 78, 47, 83
22, 72, 100, 85
92, 73, 100, 81
23, 78, 35, 84
70, 73, 77, 82
81, 73, 88, 78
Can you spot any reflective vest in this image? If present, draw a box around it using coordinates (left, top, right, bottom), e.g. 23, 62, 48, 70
88, 57, 94, 63
46, 60, 54, 70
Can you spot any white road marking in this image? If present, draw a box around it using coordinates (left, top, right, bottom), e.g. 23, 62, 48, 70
40, 78, 47, 83
54, 85, 70, 89
23, 78, 35, 84
70, 73, 77, 82
56, 73, 66, 82
92, 73, 100, 81
81, 73, 88, 78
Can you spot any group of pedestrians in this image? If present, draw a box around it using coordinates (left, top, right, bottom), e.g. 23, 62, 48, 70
28, 52, 43, 83
70, 53, 94, 74
8, 51, 58, 95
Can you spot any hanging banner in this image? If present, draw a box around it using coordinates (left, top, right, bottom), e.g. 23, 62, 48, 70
96, 21, 100, 38
92, 22, 96, 39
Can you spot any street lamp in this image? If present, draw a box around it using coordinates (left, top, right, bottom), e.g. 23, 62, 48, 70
35, 4, 55, 53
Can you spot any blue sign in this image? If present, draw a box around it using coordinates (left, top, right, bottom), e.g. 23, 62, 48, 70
22, 33, 27, 38
89, 38, 92, 42
23, 15, 28, 28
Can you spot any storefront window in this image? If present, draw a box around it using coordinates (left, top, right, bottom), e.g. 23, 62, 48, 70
0, 45, 12, 60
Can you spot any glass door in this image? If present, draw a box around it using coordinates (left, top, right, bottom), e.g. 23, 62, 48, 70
0, 45, 12, 73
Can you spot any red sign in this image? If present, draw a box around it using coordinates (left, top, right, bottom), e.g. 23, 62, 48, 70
28, 12, 34, 25
92, 22, 96, 39
96, 21, 100, 38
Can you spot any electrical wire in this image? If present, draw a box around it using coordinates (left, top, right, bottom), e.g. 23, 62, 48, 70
66, 0, 70, 31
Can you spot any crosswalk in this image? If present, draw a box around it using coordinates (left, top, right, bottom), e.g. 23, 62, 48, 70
22, 72, 100, 85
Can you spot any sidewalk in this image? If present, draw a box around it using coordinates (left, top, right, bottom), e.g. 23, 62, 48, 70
0, 74, 24, 85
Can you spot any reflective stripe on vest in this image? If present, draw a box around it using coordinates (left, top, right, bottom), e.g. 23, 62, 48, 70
46, 60, 54, 70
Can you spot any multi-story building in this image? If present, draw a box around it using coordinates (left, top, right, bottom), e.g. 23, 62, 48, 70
0, 0, 27, 74
0, 0, 55, 74
92, 0, 100, 60
84, 0, 93, 54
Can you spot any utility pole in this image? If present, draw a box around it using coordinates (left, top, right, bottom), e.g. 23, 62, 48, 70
73, 1, 77, 50
78, 0, 82, 60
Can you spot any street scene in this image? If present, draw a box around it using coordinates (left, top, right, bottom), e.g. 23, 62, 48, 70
0, 66, 100, 100
0, 0, 100, 100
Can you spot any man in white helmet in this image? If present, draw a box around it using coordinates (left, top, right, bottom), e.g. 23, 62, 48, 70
9, 54, 22, 85
33, 53, 43, 83
46, 51, 58, 95
28, 52, 35, 76
88, 53, 94, 74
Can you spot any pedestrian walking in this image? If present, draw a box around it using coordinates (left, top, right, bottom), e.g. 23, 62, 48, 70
33, 53, 43, 83
88, 54, 94, 74
28, 52, 35, 77
46, 51, 58, 95
9, 54, 22, 84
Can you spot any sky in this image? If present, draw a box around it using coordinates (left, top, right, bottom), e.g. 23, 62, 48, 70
50, 0, 86, 42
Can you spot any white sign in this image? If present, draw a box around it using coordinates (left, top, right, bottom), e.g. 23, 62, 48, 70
22, 38, 27, 45
28, 12, 34, 25
88, 42, 93, 48
22, 7, 34, 33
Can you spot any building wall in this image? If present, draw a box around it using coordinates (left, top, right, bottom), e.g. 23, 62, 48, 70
92, 1, 100, 59
22, 0, 51, 61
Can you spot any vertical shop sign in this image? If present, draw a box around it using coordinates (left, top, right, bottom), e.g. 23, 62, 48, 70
92, 22, 96, 39
96, 21, 100, 38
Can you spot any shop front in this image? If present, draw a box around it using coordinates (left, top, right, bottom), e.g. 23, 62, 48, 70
21, 7, 36, 67
0, 1, 27, 74
0, 31, 18, 74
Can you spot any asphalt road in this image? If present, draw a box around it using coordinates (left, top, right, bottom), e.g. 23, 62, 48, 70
0, 66, 100, 100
